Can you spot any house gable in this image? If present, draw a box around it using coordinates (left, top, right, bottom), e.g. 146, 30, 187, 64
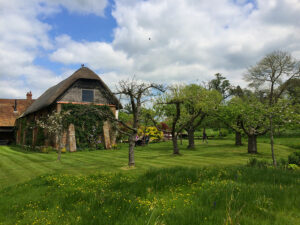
22, 66, 122, 117
58, 79, 112, 105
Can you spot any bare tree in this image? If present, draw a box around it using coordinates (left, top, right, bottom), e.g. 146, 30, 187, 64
245, 51, 300, 166
114, 79, 165, 166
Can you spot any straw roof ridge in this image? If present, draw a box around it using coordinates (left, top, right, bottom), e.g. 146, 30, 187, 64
22, 67, 121, 117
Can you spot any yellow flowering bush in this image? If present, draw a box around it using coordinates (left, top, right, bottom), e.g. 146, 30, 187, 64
138, 126, 163, 142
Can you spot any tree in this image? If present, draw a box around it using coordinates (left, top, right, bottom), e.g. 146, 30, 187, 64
228, 85, 252, 146
181, 84, 221, 149
155, 85, 221, 153
114, 79, 165, 166
208, 73, 232, 100
37, 111, 70, 161
220, 95, 269, 154
285, 78, 300, 104
245, 51, 300, 166
155, 85, 184, 154
208, 73, 236, 139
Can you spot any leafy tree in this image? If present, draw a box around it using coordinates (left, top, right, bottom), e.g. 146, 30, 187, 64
155, 84, 221, 153
208, 73, 232, 100
245, 50, 300, 166
220, 95, 269, 154
284, 78, 300, 104
155, 85, 185, 154
181, 84, 222, 149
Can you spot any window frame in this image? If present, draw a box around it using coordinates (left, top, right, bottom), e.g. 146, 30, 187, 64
82, 89, 94, 102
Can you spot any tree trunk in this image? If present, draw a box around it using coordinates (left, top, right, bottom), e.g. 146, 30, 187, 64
172, 134, 180, 155
128, 133, 136, 166
180, 133, 183, 145
270, 116, 277, 167
187, 128, 195, 149
235, 131, 242, 146
247, 135, 257, 154
57, 135, 62, 161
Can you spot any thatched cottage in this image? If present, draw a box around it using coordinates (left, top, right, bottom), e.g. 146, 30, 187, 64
15, 66, 122, 151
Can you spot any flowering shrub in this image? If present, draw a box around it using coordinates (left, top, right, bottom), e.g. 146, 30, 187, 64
138, 126, 163, 142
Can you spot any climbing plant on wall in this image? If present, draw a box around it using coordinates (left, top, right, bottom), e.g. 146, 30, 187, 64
61, 104, 116, 148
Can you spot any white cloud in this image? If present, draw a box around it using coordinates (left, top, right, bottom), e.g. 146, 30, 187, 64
0, 0, 108, 98
50, 35, 133, 72
1, 0, 300, 99
49, 0, 300, 88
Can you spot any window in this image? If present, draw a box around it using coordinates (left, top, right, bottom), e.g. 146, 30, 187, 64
82, 89, 94, 102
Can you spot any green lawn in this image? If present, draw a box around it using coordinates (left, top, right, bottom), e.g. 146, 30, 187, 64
0, 139, 299, 225
0, 139, 295, 189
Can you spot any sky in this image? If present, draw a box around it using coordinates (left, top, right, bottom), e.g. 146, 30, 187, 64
0, 0, 300, 99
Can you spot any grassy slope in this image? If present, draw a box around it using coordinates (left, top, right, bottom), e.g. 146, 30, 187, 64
0, 139, 299, 225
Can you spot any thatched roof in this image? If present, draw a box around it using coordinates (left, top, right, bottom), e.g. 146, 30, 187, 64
22, 67, 122, 117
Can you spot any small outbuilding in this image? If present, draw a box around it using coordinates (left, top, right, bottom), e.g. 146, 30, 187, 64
15, 66, 122, 151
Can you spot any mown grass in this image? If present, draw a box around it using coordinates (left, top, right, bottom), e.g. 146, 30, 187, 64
258, 136, 300, 150
0, 139, 299, 224
0, 139, 295, 189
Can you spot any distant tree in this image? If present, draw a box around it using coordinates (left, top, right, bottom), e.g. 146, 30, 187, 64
245, 50, 300, 166
208, 73, 233, 100
284, 78, 300, 104
209, 74, 245, 145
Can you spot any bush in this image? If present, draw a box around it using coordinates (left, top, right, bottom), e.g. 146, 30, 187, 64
288, 164, 300, 170
288, 151, 300, 165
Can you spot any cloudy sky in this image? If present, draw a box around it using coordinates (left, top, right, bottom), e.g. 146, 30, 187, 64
0, 0, 300, 99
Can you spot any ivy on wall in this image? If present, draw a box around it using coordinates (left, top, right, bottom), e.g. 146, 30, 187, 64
17, 104, 116, 149
61, 104, 116, 148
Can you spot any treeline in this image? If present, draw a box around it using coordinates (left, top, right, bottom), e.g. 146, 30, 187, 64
115, 50, 300, 167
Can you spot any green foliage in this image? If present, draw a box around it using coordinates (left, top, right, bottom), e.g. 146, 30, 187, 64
208, 73, 232, 99
288, 164, 300, 170
35, 128, 45, 146
62, 104, 115, 149
155, 84, 222, 133
25, 127, 33, 146
288, 151, 300, 165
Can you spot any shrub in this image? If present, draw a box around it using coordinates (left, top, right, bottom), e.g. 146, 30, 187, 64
288, 164, 300, 170
288, 151, 300, 165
